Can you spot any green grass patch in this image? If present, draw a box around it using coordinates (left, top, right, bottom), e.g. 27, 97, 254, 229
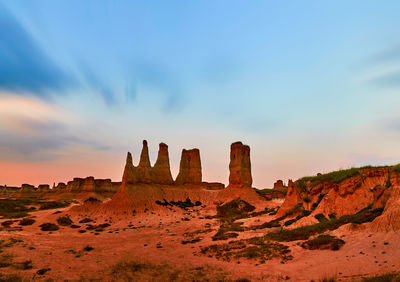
39, 200, 70, 210
110, 260, 235, 281
0, 273, 24, 281
266, 206, 383, 242
254, 188, 287, 200
314, 213, 328, 223
201, 236, 292, 263
18, 218, 35, 226
392, 164, 400, 173
14, 260, 33, 270
299, 167, 362, 185
0, 199, 36, 219
301, 235, 345, 250
39, 223, 59, 231
216, 199, 255, 220
362, 272, 400, 282
0, 254, 13, 268
56, 216, 73, 226
311, 193, 326, 211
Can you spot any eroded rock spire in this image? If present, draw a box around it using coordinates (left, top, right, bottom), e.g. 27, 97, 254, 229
152, 143, 174, 184
175, 148, 202, 185
136, 140, 152, 183
228, 141, 252, 186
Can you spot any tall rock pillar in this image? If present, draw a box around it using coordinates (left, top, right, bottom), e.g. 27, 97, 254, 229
228, 141, 252, 187
175, 148, 202, 185
136, 140, 152, 183
151, 143, 174, 184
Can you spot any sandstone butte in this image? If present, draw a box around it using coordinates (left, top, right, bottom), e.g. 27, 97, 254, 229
3, 139, 400, 232
175, 148, 202, 185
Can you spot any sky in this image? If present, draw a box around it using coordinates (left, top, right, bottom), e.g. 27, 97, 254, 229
1, 1, 400, 188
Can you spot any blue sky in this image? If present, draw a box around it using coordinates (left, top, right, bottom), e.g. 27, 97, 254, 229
1, 1, 400, 187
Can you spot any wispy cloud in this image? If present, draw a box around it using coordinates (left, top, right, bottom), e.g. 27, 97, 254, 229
0, 5, 72, 97
371, 70, 400, 87
78, 62, 116, 106
364, 44, 400, 88
368, 44, 400, 64
0, 95, 112, 162
127, 59, 185, 113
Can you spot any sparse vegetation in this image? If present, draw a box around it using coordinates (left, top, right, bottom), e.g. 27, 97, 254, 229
79, 218, 94, 223
216, 199, 255, 220
392, 164, 400, 173
314, 213, 328, 223
299, 167, 362, 185
0, 254, 13, 268
0, 273, 24, 281
311, 194, 327, 211
56, 216, 73, 226
362, 272, 400, 282
266, 206, 383, 242
83, 245, 94, 252
385, 174, 392, 188
301, 235, 345, 250
84, 197, 101, 204
0, 199, 36, 219
14, 260, 33, 270
297, 180, 308, 192
39, 223, 59, 231
0, 238, 23, 250
110, 260, 235, 281
201, 236, 293, 263
254, 188, 287, 200
181, 237, 202, 244
1, 220, 14, 227
36, 268, 51, 275
155, 198, 201, 210
39, 200, 70, 210
18, 218, 35, 226
86, 223, 110, 231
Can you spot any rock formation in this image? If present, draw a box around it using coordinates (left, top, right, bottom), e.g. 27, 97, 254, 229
273, 180, 285, 190
175, 149, 202, 185
202, 182, 225, 190
55, 182, 67, 191
122, 152, 137, 186
63, 176, 119, 193
21, 184, 35, 190
81, 177, 95, 192
136, 140, 152, 183
38, 184, 50, 192
276, 167, 399, 221
228, 142, 252, 186
121, 141, 176, 187
151, 143, 174, 184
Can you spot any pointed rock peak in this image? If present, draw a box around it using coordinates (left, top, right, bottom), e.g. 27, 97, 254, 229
122, 151, 136, 185
138, 140, 151, 167
156, 143, 169, 159
126, 152, 133, 165
137, 140, 152, 183
152, 142, 174, 184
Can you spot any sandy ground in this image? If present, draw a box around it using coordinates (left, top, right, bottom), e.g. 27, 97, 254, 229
0, 203, 399, 281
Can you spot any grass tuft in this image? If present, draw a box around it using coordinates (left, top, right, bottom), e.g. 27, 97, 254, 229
301, 235, 345, 251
